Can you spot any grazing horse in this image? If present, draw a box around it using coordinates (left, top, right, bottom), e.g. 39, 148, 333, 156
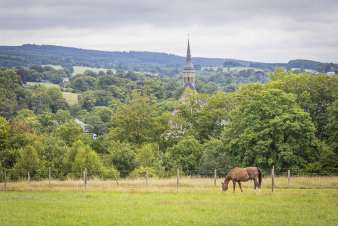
221, 167, 262, 192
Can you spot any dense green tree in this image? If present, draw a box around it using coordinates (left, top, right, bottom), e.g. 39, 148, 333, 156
199, 138, 231, 175
165, 136, 202, 174
0, 69, 23, 118
114, 93, 158, 144
28, 86, 68, 114
55, 121, 83, 145
327, 100, 338, 155
72, 142, 103, 177
108, 141, 136, 177
194, 92, 234, 140
14, 145, 40, 177
0, 116, 10, 168
222, 88, 318, 170
135, 143, 160, 168
269, 71, 338, 139
0, 116, 9, 150
70, 75, 96, 91
39, 137, 68, 176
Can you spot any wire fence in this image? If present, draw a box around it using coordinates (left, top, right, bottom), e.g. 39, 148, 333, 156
0, 167, 337, 192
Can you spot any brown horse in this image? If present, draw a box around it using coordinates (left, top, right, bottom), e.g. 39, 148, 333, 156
222, 167, 262, 192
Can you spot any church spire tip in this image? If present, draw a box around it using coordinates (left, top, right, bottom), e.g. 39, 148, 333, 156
186, 37, 191, 63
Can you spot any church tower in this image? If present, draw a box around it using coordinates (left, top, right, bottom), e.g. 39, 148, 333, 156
182, 39, 195, 89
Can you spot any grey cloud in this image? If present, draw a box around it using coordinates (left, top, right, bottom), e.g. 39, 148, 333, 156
0, 0, 337, 62
1, 0, 338, 30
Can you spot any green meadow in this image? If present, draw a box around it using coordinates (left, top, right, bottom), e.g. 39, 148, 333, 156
73, 66, 113, 76
62, 91, 79, 105
0, 189, 337, 226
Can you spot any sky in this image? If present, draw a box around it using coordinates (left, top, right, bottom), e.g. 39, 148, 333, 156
0, 0, 338, 63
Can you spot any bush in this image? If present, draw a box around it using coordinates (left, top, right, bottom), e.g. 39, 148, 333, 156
129, 166, 157, 178
101, 166, 120, 180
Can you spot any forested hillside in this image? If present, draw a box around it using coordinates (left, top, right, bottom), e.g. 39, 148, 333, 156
1, 44, 337, 75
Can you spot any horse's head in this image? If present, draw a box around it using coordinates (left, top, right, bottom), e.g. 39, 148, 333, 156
221, 182, 228, 191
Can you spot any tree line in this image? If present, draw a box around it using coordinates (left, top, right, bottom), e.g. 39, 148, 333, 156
0, 67, 337, 179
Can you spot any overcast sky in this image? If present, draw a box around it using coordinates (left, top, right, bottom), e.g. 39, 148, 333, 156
0, 0, 337, 62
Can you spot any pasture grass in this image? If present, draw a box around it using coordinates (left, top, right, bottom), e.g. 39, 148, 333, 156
62, 92, 79, 105
1, 176, 337, 192
72, 66, 112, 76
0, 189, 337, 226
25, 82, 60, 88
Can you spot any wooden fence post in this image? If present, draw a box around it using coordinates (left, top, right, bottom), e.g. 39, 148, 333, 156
287, 170, 290, 187
4, 169, 7, 192
27, 171, 30, 183
48, 167, 51, 185
176, 168, 180, 192
145, 170, 149, 185
114, 175, 119, 186
271, 165, 275, 192
214, 169, 217, 186
83, 168, 87, 190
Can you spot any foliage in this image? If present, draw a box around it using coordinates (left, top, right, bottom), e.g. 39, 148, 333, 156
55, 121, 83, 146
0, 67, 337, 177
0, 68, 24, 118
199, 138, 232, 175
108, 141, 136, 177
114, 93, 162, 144
14, 145, 40, 177
222, 88, 318, 169
268, 72, 338, 139
327, 100, 338, 155
165, 136, 202, 173
71, 141, 103, 177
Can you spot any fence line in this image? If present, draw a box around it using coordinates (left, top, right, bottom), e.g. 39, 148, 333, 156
1, 167, 337, 192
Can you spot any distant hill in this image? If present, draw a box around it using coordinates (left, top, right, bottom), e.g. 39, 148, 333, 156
0, 44, 337, 74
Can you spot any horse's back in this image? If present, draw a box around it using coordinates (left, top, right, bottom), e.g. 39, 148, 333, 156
228, 167, 250, 181
245, 167, 259, 178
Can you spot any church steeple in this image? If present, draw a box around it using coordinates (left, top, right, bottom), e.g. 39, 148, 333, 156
186, 39, 192, 63
182, 38, 195, 89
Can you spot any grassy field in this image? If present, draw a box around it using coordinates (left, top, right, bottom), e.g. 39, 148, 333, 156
25, 82, 79, 105
25, 82, 60, 88
2, 176, 338, 192
0, 177, 337, 225
0, 189, 337, 226
62, 92, 79, 105
73, 66, 114, 76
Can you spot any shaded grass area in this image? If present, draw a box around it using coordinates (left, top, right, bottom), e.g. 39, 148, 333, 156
0, 189, 337, 226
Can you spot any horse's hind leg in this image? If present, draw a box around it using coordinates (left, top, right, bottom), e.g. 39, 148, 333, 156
238, 182, 243, 192
253, 178, 257, 190
232, 181, 236, 192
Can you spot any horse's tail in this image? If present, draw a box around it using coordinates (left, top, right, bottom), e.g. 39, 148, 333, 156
257, 167, 262, 188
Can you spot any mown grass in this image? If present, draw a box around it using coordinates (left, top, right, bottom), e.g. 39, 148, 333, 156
25, 82, 60, 88
72, 66, 111, 76
0, 189, 337, 226
62, 92, 79, 105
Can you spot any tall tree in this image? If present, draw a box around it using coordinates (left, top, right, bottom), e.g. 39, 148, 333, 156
222, 88, 319, 170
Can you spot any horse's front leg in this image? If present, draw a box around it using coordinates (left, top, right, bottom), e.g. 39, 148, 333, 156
232, 180, 236, 192
238, 182, 243, 192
